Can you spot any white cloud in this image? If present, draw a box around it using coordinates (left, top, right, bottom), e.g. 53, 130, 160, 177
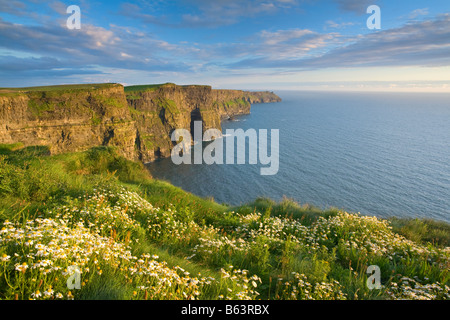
260, 29, 315, 45
0, 18, 196, 74
120, 52, 133, 58
333, 0, 377, 14
121, 0, 301, 28
225, 14, 450, 70
0, 0, 27, 16
49, 1, 68, 15
408, 8, 430, 19
326, 20, 355, 29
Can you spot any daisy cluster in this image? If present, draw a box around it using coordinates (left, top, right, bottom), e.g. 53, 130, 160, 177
279, 272, 347, 300
1, 185, 448, 300
0, 187, 263, 300
386, 277, 450, 300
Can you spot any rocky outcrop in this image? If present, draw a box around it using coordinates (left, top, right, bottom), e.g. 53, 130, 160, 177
0, 83, 281, 163
244, 91, 283, 104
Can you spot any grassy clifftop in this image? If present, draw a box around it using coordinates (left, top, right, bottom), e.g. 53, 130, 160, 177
0, 83, 119, 96
0, 82, 281, 164
0, 144, 448, 300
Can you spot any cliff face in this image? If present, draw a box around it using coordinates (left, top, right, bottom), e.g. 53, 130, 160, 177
127, 84, 217, 162
0, 83, 281, 163
0, 84, 137, 160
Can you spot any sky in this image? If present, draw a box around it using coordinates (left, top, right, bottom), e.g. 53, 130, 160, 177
1, 0, 450, 91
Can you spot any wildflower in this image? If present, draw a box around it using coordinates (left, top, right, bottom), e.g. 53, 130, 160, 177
31, 290, 42, 299
15, 262, 28, 273
43, 288, 54, 297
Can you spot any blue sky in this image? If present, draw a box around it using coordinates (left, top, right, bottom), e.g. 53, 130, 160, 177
1, 0, 450, 91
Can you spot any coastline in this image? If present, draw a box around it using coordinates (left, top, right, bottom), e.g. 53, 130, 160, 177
0, 83, 281, 164
0, 144, 448, 301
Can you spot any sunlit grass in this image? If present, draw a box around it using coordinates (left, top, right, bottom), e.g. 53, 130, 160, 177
0, 145, 448, 300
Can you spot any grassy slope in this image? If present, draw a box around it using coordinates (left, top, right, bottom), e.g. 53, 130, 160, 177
0, 145, 448, 300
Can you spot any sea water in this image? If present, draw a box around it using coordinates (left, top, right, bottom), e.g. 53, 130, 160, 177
146, 90, 450, 223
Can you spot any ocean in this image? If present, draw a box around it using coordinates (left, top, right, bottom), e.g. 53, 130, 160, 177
146, 90, 450, 223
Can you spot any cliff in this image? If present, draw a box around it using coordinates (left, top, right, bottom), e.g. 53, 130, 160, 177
0, 83, 281, 163
0, 84, 137, 160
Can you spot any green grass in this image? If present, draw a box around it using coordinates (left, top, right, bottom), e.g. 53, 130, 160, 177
125, 94, 142, 101
0, 143, 448, 301
232, 197, 339, 226
91, 112, 102, 125
124, 83, 175, 93
92, 94, 126, 109
0, 83, 119, 95
221, 98, 248, 107
0, 143, 24, 152
389, 217, 450, 247
156, 97, 179, 114
27, 99, 56, 116
124, 83, 210, 93
180, 84, 211, 89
